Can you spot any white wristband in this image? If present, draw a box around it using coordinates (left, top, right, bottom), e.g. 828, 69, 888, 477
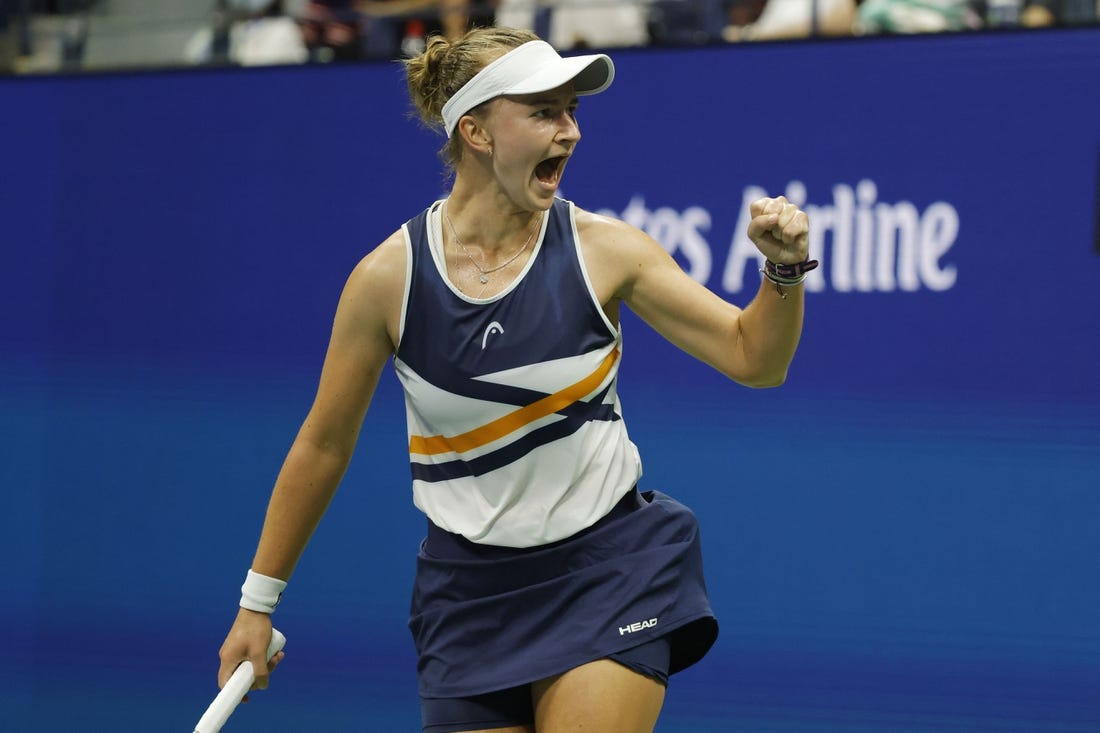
240, 569, 287, 614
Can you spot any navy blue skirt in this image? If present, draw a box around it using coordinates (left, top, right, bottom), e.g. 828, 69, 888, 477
408, 488, 719, 698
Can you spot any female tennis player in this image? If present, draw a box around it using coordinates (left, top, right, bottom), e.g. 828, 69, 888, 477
216, 26, 813, 733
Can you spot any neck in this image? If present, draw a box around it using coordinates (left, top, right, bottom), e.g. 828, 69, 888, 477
445, 185, 544, 253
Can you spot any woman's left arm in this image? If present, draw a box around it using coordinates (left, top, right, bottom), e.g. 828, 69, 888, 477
581, 195, 811, 388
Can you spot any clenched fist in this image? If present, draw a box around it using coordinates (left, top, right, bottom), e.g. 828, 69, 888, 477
747, 196, 810, 265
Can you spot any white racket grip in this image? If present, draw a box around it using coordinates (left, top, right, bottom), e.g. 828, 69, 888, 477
194, 628, 286, 733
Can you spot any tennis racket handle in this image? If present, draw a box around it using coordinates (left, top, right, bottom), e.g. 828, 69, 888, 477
194, 628, 286, 733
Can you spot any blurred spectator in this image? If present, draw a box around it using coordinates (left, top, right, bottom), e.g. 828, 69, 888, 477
22, 0, 94, 69
726, 0, 768, 27
0, 0, 14, 73
856, 0, 982, 32
359, 1, 494, 42
723, 0, 857, 40
1019, 0, 1097, 25
648, 0, 728, 46
357, 1, 495, 58
497, 0, 649, 50
186, 0, 308, 66
300, 0, 364, 61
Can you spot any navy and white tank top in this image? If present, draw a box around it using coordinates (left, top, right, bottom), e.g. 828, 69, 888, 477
394, 198, 642, 548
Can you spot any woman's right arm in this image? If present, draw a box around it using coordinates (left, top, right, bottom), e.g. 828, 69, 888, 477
216, 232, 408, 693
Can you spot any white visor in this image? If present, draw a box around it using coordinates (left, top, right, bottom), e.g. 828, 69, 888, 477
441, 41, 614, 138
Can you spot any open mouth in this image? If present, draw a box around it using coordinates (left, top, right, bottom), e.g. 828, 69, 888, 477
535, 156, 568, 187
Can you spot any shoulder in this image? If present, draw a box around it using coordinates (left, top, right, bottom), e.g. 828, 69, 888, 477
336, 229, 408, 340
573, 206, 642, 245
565, 205, 673, 305
348, 229, 407, 292
573, 205, 660, 260
572, 205, 668, 295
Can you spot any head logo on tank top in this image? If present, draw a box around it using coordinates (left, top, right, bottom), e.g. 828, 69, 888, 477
481, 321, 504, 350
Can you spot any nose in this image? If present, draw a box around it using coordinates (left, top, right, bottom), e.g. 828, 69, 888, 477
557, 111, 581, 146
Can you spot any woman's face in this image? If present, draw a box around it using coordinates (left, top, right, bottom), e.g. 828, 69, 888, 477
480, 81, 581, 211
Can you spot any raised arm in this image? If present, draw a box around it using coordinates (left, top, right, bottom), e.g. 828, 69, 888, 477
581, 196, 811, 387
216, 232, 407, 692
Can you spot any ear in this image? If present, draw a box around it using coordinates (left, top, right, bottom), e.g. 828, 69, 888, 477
456, 115, 493, 157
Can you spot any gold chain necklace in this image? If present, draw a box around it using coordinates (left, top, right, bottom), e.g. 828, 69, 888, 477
445, 202, 542, 284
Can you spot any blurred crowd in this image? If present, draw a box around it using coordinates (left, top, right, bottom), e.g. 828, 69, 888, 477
1, 0, 1098, 73
186, 0, 1100, 65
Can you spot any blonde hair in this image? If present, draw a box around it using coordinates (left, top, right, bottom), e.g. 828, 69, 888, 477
405, 27, 540, 169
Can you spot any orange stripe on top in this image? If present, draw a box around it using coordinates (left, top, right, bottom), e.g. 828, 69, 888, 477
409, 348, 620, 457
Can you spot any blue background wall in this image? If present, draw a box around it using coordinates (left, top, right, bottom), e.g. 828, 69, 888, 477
2, 28, 1098, 732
